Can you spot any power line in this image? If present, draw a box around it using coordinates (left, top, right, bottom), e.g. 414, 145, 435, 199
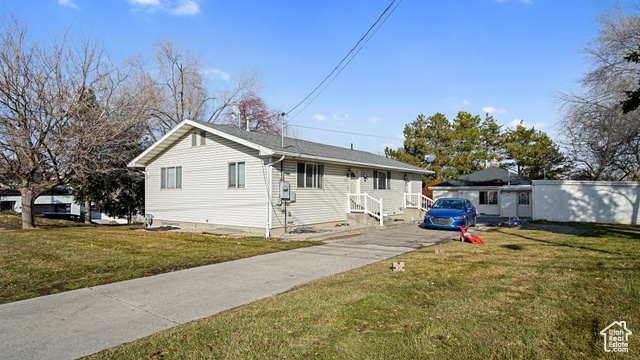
285, 0, 400, 116
288, 0, 403, 121
289, 124, 400, 140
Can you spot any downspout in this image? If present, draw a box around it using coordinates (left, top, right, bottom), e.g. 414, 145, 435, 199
264, 155, 285, 238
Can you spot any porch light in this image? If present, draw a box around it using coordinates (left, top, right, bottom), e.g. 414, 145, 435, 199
346, 168, 352, 178
403, 173, 408, 181
363, 174, 368, 181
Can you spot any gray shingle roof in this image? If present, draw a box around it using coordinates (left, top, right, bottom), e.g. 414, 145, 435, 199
196, 122, 429, 174
432, 167, 532, 187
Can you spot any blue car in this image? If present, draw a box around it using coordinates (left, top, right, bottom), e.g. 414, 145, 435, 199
423, 198, 477, 229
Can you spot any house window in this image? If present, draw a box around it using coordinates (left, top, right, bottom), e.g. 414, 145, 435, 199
191, 132, 197, 147
161, 166, 182, 189
229, 162, 245, 188
517, 192, 530, 205
373, 170, 391, 190
297, 162, 324, 189
479, 191, 498, 205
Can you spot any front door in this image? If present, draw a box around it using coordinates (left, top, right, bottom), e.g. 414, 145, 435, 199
516, 191, 532, 218
349, 169, 360, 194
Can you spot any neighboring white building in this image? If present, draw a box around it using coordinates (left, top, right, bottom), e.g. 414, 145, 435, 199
431, 166, 533, 218
430, 167, 640, 225
0, 187, 128, 224
128, 120, 433, 236
532, 180, 640, 224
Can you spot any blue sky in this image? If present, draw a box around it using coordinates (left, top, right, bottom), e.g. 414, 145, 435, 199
0, 0, 624, 154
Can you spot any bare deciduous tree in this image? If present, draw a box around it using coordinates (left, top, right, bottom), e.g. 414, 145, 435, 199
560, 4, 640, 180
144, 40, 259, 140
0, 16, 149, 228
222, 90, 283, 135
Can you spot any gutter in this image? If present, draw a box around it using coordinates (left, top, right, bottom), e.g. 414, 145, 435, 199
268, 150, 433, 175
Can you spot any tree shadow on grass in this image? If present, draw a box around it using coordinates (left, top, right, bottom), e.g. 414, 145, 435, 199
493, 228, 629, 256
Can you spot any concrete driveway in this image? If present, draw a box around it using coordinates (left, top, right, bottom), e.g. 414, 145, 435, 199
0, 241, 413, 360
328, 223, 460, 248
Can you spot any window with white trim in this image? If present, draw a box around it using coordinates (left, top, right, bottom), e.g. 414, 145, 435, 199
297, 162, 324, 189
373, 170, 391, 190
161, 166, 182, 189
229, 162, 245, 188
479, 191, 498, 205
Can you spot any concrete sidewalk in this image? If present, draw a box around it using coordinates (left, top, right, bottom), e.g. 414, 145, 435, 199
0, 242, 413, 360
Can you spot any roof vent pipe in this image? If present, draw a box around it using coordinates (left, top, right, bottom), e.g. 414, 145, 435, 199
351, 143, 353, 150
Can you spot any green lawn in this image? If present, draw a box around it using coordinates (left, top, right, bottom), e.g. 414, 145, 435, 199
85, 222, 639, 359
0, 211, 93, 230
0, 226, 319, 304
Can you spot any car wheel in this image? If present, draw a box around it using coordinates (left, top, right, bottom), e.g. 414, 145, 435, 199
471, 216, 477, 227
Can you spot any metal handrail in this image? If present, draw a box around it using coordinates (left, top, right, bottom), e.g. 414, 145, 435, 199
404, 193, 434, 211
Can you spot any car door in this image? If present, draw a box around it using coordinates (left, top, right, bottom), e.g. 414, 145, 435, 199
466, 199, 477, 221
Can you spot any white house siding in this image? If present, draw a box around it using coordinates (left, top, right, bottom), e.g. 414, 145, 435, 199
431, 189, 452, 201
532, 180, 640, 224
145, 131, 268, 228
500, 191, 517, 217
271, 160, 350, 227
411, 174, 422, 194
456, 190, 479, 207
367, 170, 407, 215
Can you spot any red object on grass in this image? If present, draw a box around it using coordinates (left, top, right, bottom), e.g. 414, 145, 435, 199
457, 226, 484, 245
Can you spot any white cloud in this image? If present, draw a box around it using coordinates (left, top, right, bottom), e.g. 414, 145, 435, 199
313, 114, 327, 121
462, 99, 469, 106
396, 133, 404, 140
508, 119, 546, 129
332, 113, 349, 121
58, 0, 78, 9
126, 0, 200, 16
204, 68, 231, 81
370, 116, 380, 123
170, 0, 200, 15
482, 106, 506, 114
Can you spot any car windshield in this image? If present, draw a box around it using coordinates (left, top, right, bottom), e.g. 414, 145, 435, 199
432, 199, 466, 210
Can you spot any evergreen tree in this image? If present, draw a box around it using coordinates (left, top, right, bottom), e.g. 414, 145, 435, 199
450, 111, 484, 176
503, 122, 568, 179
384, 113, 454, 183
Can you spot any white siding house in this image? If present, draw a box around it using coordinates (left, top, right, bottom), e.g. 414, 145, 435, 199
431, 168, 640, 224
431, 166, 533, 217
129, 120, 432, 236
